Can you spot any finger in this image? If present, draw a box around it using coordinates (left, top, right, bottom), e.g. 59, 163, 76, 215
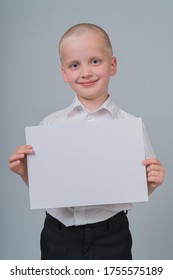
147, 170, 161, 177
147, 175, 163, 184
142, 158, 161, 166
8, 153, 25, 164
9, 160, 21, 170
146, 164, 163, 172
15, 145, 33, 154
9, 146, 33, 163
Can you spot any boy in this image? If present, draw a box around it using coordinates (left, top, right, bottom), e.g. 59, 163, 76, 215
9, 23, 164, 260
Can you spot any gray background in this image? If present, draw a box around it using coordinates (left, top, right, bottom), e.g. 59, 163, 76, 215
1, 0, 172, 259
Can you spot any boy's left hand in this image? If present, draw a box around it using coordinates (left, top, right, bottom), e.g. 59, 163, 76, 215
142, 158, 165, 195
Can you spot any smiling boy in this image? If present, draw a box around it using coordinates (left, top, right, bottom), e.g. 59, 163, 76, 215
9, 23, 164, 259
59, 26, 116, 112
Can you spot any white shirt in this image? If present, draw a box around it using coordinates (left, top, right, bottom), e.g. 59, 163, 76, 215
40, 95, 155, 226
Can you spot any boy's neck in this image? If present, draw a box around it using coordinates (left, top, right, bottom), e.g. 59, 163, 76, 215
77, 94, 109, 112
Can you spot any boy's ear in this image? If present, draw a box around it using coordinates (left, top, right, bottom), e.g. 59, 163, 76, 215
61, 66, 69, 83
110, 56, 117, 76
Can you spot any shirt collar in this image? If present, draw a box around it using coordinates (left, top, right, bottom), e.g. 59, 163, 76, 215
67, 95, 118, 118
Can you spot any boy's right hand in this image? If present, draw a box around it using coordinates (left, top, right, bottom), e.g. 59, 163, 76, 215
8, 145, 33, 186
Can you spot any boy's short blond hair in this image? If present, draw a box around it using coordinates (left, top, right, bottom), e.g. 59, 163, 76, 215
59, 23, 113, 61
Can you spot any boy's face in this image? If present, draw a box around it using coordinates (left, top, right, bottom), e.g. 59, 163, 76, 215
60, 31, 117, 107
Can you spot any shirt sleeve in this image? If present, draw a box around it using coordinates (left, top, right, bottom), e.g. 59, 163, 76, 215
142, 123, 155, 158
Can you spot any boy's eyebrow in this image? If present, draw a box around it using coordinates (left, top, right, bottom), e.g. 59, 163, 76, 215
89, 55, 104, 60
64, 59, 80, 66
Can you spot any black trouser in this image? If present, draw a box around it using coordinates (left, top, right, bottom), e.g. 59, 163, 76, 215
40, 211, 132, 260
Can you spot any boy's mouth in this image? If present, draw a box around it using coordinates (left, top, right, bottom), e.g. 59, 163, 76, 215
78, 79, 99, 87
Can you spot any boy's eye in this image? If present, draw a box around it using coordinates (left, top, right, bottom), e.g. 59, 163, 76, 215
91, 59, 101, 65
70, 63, 79, 69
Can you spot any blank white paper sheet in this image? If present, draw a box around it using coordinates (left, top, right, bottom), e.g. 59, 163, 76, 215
25, 118, 148, 209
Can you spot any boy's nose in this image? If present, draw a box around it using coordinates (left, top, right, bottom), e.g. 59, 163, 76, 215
81, 66, 93, 78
